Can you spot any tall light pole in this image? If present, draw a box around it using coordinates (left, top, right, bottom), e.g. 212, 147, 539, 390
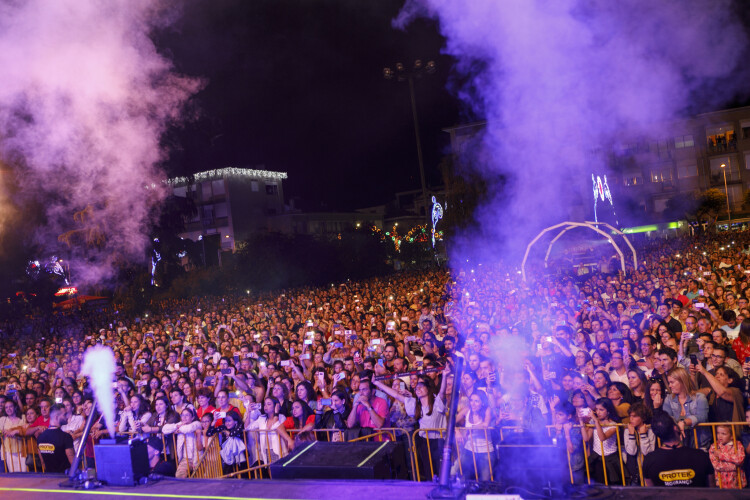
720, 162, 731, 223
384, 60, 436, 220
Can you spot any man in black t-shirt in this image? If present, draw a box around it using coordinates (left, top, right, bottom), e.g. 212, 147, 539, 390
642, 411, 714, 487
37, 404, 75, 473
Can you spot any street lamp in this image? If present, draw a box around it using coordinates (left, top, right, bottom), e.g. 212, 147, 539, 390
384, 59, 436, 220
720, 161, 731, 223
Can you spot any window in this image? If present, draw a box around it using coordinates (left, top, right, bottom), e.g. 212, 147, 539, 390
674, 135, 694, 149
201, 181, 212, 199
173, 186, 187, 197
623, 174, 643, 186
266, 184, 278, 195
649, 140, 669, 154
742, 120, 750, 140
727, 185, 742, 208
710, 156, 739, 181
251, 181, 259, 192
706, 124, 736, 153
214, 202, 228, 218
650, 166, 672, 183
676, 162, 698, 178
212, 180, 225, 196
654, 198, 669, 213
201, 205, 214, 224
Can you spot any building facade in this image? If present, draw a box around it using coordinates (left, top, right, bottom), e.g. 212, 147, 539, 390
169, 167, 287, 251
444, 106, 750, 221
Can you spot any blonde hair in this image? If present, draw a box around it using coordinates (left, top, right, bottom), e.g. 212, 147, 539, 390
667, 366, 695, 395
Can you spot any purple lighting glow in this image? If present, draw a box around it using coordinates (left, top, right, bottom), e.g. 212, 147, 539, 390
396, 0, 749, 263
0, 1, 203, 285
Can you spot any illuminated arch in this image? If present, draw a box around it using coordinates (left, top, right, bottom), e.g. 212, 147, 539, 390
521, 221, 637, 281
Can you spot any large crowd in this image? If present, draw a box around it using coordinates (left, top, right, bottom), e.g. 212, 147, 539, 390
2, 230, 750, 489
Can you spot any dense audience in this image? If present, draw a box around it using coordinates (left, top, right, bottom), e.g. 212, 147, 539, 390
2, 229, 750, 488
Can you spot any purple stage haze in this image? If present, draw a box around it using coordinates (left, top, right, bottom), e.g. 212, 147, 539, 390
0, 0, 202, 285
397, 0, 749, 263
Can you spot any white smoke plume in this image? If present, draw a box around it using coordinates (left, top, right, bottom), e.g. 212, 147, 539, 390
396, 0, 749, 264
81, 344, 117, 439
0, 0, 203, 284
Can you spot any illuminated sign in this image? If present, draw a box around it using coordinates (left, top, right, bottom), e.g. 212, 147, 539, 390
592, 174, 617, 224
54, 287, 78, 296
431, 196, 444, 248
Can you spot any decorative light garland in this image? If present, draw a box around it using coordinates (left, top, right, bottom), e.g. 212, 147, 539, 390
371, 223, 439, 252
167, 167, 288, 186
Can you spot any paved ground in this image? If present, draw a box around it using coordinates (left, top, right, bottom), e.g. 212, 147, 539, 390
0, 473, 438, 500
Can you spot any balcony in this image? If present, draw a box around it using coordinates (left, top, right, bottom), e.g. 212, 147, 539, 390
709, 172, 741, 185
706, 137, 737, 155
184, 217, 230, 232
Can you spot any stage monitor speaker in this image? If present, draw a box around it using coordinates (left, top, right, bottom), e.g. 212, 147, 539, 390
94, 439, 149, 486
495, 442, 567, 487
269, 441, 409, 480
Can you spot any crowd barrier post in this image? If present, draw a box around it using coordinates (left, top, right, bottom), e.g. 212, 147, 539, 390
190, 434, 223, 479
24, 436, 44, 473
580, 424, 591, 485
410, 427, 447, 482
614, 427, 626, 486
634, 431, 644, 486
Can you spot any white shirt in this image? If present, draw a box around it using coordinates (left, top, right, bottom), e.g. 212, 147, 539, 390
609, 368, 629, 385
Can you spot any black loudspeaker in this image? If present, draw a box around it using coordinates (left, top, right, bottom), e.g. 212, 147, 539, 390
94, 439, 150, 486
269, 441, 409, 480
495, 442, 567, 487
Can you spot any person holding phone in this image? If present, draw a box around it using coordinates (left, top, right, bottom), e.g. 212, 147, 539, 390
206, 409, 247, 476
315, 389, 351, 441
347, 378, 387, 433
457, 389, 496, 481
373, 365, 450, 480
695, 363, 745, 424
311, 368, 331, 401
245, 397, 288, 465
208, 390, 238, 428
581, 397, 622, 485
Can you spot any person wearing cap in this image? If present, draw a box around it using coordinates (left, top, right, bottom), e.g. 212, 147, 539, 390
146, 435, 176, 477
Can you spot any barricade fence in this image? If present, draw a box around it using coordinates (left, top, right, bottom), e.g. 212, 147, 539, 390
5, 422, 749, 488
1, 434, 45, 473
413, 421, 750, 488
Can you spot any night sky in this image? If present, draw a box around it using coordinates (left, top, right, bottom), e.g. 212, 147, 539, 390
158, 0, 464, 211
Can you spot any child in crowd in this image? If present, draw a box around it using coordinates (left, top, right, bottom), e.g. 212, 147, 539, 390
709, 424, 747, 489
582, 398, 622, 485
551, 401, 585, 484
622, 402, 654, 485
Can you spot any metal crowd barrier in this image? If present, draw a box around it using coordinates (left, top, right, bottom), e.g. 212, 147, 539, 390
6, 421, 749, 489
1, 434, 45, 473
412, 422, 750, 489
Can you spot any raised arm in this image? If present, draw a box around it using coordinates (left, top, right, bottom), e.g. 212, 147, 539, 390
438, 364, 451, 401
373, 379, 407, 403
696, 364, 732, 402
